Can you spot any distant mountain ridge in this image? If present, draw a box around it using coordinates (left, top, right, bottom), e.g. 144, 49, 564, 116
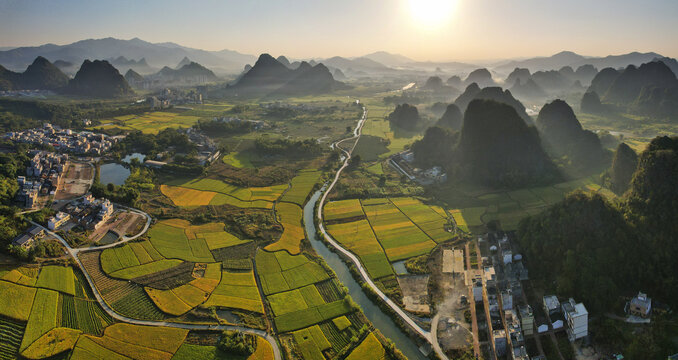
67, 59, 133, 97
0, 37, 256, 74
495, 51, 664, 73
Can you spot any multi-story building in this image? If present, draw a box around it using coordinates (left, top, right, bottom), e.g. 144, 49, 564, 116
628, 292, 652, 318
562, 298, 588, 341
48, 212, 71, 231
519, 305, 534, 336
543, 295, 561, 316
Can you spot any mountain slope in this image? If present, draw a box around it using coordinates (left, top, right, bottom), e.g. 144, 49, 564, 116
0, 56, 68, 90
67, 59, 133, 97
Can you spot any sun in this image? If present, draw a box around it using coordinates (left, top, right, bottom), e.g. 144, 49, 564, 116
407, 0, 456, 29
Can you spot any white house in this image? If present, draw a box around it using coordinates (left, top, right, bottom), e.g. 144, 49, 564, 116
562, 298, 588, 341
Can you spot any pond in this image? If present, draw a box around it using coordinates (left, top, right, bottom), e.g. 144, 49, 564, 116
122, 153, 146, 164
392, 260, 410, 275
99, 163, 130, 186
304, 190, 427, 360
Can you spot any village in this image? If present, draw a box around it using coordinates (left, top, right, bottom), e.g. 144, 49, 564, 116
4, 123, 119, 155
390, 150, 448, 185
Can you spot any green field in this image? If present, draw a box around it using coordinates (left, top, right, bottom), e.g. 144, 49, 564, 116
165, 178, 286, 202
274, 298, 354, 333
147, 219, 215, 262
255, 250, 330, 295
222, 151, 257, 169
20, 289, 59, 351
433, 174, 614, 232
0, 280, 37, 321
91, 111, 201, 134
35, 265, 76, 296
292, 325, 332, 360
203, 268, 263, 313
279, 169, 322, 206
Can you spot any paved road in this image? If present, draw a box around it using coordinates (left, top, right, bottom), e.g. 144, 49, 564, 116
316, 106, 451, 360
31, 209, 282, 360
466, 242, 481, 357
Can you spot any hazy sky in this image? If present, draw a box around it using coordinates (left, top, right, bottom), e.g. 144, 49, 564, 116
1, 0, 677, 61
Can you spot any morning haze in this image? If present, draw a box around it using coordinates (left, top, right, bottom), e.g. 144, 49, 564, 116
1, 0, 677, 61
1, 1, 678, 360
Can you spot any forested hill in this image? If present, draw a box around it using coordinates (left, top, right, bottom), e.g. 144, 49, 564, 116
518, 136, 678, 318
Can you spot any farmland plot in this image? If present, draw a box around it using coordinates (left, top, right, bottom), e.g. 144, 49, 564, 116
265, 202, 305, 254
203, 268, 263, 313
35, 265, 76, 296
147, 220, 214, 262
20, 289, 59, 351
279, 169, 321, 206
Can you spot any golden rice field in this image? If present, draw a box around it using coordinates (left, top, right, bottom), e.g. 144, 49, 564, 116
92, 111, 201, 135
279, 169, 322, 206
146, 272, 221, 316
265, 202, 305, 254
202, 269, 264, 313
160, 177, 288, 209
70, 323, 188, 360
345, 332, 386, 360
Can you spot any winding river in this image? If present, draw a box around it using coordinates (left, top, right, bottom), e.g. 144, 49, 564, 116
304, 190, 427, 360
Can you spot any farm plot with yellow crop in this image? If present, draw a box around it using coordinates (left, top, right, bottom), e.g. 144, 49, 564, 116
147, 219, 215, 262
203, 268, 263, 313
265, 202, 304, 254
92, 111, 201, 134
361, 198, 436, 261
279, 169, 321, 206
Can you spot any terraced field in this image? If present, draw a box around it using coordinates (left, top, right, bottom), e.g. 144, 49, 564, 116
0, 280, 37, 321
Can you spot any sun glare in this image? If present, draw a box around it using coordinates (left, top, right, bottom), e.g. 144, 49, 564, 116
408, 0, 456, 29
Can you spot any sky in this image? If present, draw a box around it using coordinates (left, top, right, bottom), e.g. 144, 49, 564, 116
1, 0, 677, 62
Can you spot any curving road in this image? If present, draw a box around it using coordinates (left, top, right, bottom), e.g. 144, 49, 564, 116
316, 105, 450, 360
31, 205, 282, 360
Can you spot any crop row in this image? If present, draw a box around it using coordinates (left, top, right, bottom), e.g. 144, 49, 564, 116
319, 321, 352, 353
315, 279, 343, 303
110, 286, 166, 321
0, 317, 25, 360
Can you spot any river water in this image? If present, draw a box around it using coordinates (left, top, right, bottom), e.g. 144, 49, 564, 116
304, 190, 427, 360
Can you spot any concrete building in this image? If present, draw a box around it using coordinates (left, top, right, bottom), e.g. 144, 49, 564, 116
519, 305, 534, 336
543, 295, 561, 316
501, 289, 513, 311
473, 278, 483, 302
48, 212, 71, 231
562, 298, 588, 341
493, 329, 507, 357
629, 292, 652, 318
12, 225, 45, 249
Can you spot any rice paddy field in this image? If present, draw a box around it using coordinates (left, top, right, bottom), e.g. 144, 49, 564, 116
345, 332, 387, 360
202, 268, 264, 313
438, 174, 614, 232
255, 250, 330, 296
222, 151, 258, 169
324, 197, 449, 281
91, 111, 201, 134
69, 323, 189, 360
146, 274, 220, 316
160, 177, 288, 209
265, 202, 305, 254
279, 169, 322, 206
147, 219, 215, 262
173, 336, 274, 360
